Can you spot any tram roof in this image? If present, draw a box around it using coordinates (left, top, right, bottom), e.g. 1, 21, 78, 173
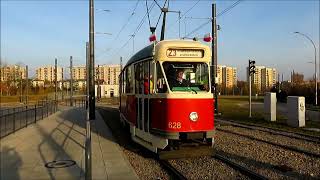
124, 40, 209, 68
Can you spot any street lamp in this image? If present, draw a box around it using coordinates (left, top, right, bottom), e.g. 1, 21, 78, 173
294, 32, 318, 106
95, 9, 111, 12
95, 32, 112, 35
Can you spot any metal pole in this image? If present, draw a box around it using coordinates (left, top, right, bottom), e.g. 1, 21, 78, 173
160, 7, 168, 41
97, 65, 100, 100
55, 58, 58, 102
315, 48, 318, 106
316, 47, 318, 106
212, 3, 218, 114
86, 42, 89, 110
20, 71, 23, 103
89, 0, 95, 120
294, 32, 318, 105
178, 11, 181, 38
131, 35, 135, 54
62, 69, 64, 101
70, 56, 73, 106
249, 61, 252, 118
26, 65, 28, 105
120, 56, 123, 70
86, 0, 94, 179
314, 46, 318, 106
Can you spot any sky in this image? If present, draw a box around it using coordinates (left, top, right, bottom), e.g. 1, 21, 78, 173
1, 0, 319, 80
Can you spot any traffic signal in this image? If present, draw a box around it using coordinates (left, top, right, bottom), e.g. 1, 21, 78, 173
249, 60, 256, 75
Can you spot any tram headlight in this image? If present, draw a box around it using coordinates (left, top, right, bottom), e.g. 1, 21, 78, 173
189, 112, 198, 122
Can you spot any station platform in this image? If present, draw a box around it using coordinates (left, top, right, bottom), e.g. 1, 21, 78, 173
0, 106, 139, 180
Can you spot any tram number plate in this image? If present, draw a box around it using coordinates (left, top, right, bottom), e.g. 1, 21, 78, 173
168, 122, 181, 129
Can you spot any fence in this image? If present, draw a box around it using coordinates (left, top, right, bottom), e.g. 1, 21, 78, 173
0, 100, 57, 138
61, 98, 86, 108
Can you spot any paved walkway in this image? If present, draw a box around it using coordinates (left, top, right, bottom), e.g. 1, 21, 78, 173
0, 106, 139, 180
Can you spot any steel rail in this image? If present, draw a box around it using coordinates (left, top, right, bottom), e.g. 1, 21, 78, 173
216, 119, 320, 143
217, 128, 320, 158
158, 160, 187, 180
213, 153, 268, 180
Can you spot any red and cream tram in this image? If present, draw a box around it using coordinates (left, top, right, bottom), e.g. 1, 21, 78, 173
119, 40, 215, 154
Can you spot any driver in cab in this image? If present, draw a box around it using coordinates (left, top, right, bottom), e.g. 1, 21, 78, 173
171, 69, 189, 87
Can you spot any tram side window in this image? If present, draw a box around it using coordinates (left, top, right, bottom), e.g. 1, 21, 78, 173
156, 62, 167, 93
122, 72, 126, 94
150, 61, 155, 94
125, 66, 133, 93
122, 70, 126, 94
135, 63, 143, 94
143, 61, 149, 94
119, 74, 122, 94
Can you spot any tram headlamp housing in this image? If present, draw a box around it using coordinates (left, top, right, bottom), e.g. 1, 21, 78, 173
189, 112, 198, 122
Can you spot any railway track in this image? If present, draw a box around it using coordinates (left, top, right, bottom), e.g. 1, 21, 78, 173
99, 109, 316, 179
159, 153, 268, 180
216, 119, 320, 144
158, 159, 188, 180
213, 153, 268, 180
217, 128, 320, 158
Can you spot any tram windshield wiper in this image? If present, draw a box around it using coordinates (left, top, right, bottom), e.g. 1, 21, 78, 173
188, 87, 198, 94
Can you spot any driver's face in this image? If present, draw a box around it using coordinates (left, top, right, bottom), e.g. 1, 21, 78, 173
177, 71, 184, 78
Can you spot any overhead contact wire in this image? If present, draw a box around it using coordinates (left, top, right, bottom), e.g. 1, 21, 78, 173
113, 2, 156, 56
183, 0, 243, 38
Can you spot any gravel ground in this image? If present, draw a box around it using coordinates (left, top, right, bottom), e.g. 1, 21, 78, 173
168, 156, 247, 180
97, 106, 170, 180
97, 105, 250, 179
215, 129, 320, 179
122, 148, 170, 180
98, 104, 320, 179
217, 124, 320, 155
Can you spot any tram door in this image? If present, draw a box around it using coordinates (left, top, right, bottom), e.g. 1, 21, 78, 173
135, 60, 153, 133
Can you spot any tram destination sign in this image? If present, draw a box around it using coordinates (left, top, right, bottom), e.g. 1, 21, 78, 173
166, 49, 204, 58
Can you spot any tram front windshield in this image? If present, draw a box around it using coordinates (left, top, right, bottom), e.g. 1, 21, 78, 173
162, 62, 210, 92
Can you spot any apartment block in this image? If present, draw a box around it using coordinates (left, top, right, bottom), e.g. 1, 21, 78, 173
0, 65, 27, 82
224, 66, 237, 88
261, 68, 277, 91
36, 66, 63, 82
70, 64, 121, 85
216, 65, 224, 85
97, 64, 121, 85
217, 65, 237, 88
72, 66, 87, 80
247, 66, 277, 92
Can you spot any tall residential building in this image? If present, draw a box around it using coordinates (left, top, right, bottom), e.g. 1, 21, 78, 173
216, 65, 224, 85
36, 66, 63, 82
72, 66, 87, 80
247, 66, 277, 92
224, 66, 237, 88
261, 68, 277, 91
96, 64, 121, 85
69, 64, 121, 85
0, 65, 27, 82
217, 65, 237, 88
